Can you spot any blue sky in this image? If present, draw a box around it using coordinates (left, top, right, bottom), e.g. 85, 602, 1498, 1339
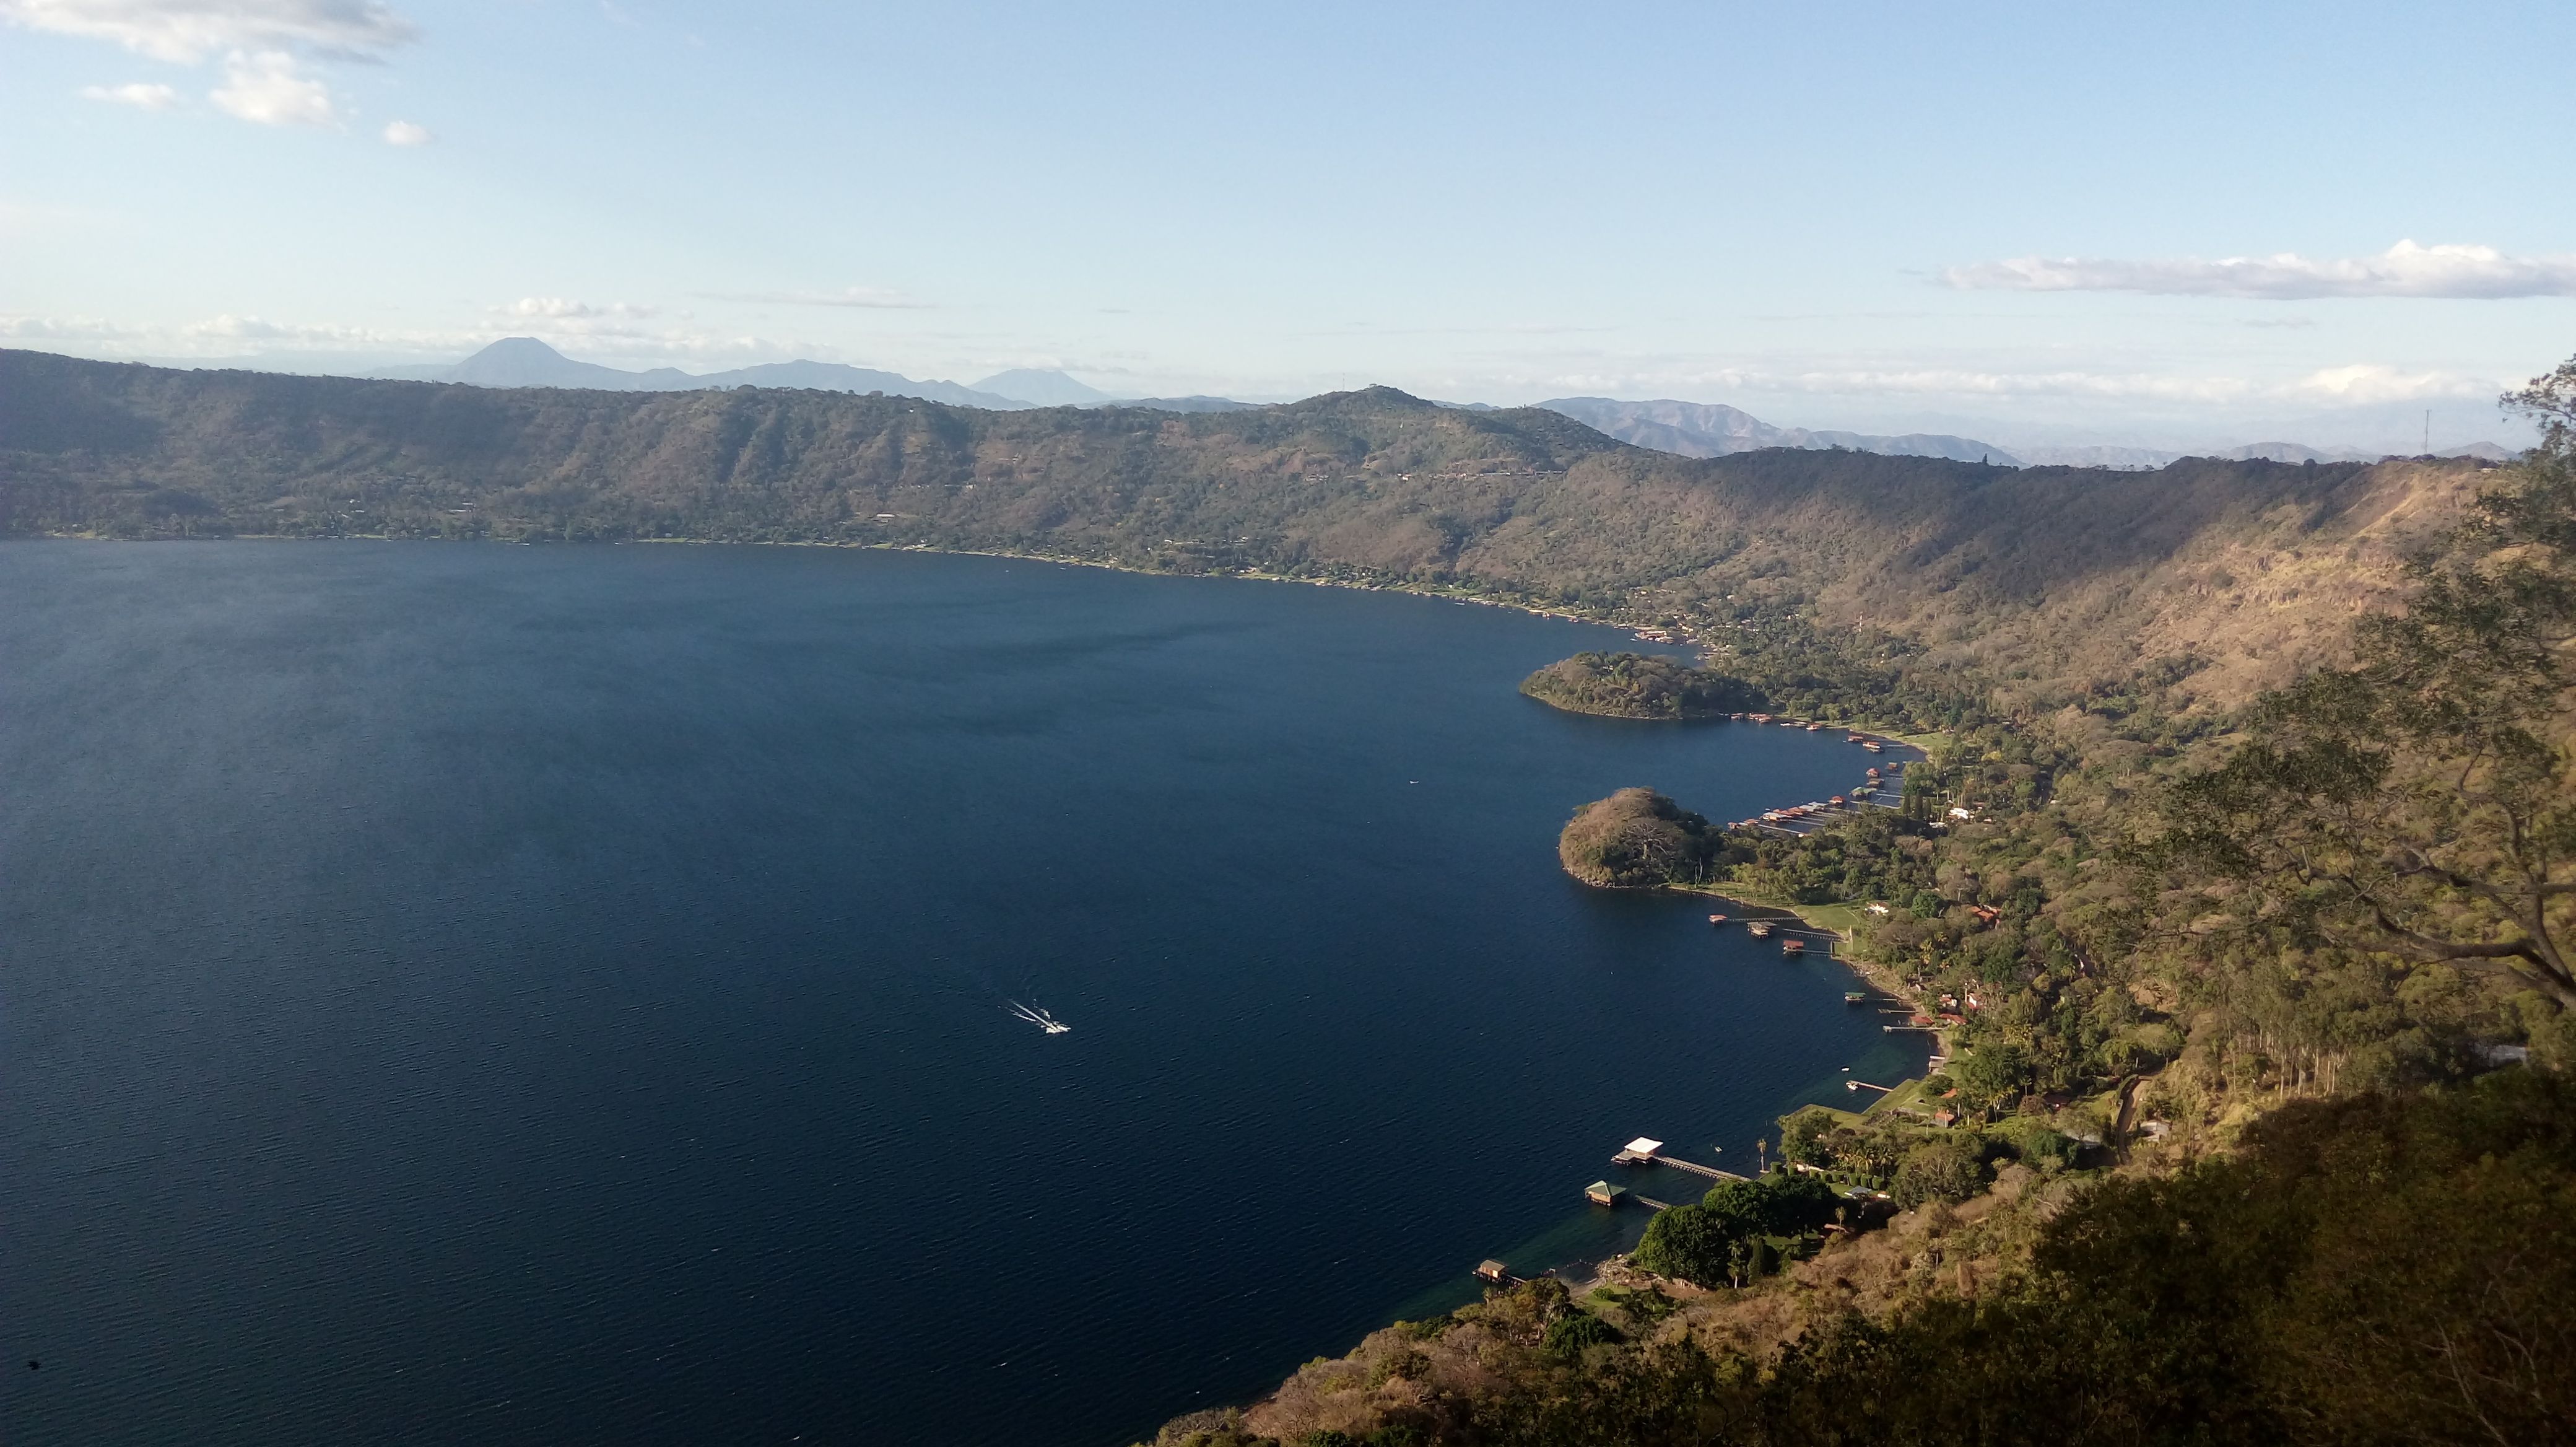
4, 0, 2571, 448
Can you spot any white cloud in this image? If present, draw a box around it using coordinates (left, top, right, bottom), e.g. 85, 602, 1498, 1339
0, 313, 148, 341
0, 0, 414, 63
1943, 240, 2576, 300
380, 118, 429, 144
12, 1, 420, 131
708, 286, 936, 310
1510, 361, 2501, 411
79, 79, 178, 108
182, 312, 387, 343
2290, 364, 2486, 406
209, 48, 336, 125
497, 297, 656, 321
1547, 365, 2265, 404
5, 307, 837, 366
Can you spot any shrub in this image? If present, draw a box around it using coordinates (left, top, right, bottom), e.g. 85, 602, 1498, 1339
1892, 1138, 1988, 1208
1543, 1310, 1624, 1357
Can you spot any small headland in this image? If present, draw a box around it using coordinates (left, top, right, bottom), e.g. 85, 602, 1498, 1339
1518, 651, 1767, 720
1554, 788, 1721, 888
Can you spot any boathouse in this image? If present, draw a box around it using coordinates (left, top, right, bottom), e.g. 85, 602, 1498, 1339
1614, 1137, 1663, 1165
1585, 1180, 1626, 1207
1475, 1259, 1511, 1283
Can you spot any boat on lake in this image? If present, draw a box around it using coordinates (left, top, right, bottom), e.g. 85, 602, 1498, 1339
1007, 1000, 1071, 1034
1845, 991, 1868, 1003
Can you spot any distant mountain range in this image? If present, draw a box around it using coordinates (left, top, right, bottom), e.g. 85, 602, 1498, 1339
357, 342, 2512, 465
375, 338, 1040, 409
1534, 396, 2513, 469
377, 339, 1282, 416
1538, 397, 2017, 466
970, 368, 1113, 406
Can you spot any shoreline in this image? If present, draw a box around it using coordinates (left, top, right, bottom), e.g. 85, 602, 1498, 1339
1669, 885, 1929, 1021
20, 527, 1682, 641
24, 532, 1947, 740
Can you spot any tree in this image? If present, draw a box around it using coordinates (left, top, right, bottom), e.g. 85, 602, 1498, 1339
1630, 1200, 1733, 1286
1754, 1168, 1842, 1233
1635, 1173, 1843, 1288
1778, 1106, 1840, 1166
1556, 788, 1719, 888
2158, 357, 2576, 1009
1951, 1044, 2029, 1111
1892, 1138, 1986, 1208
1542, 1309, 1623, 1357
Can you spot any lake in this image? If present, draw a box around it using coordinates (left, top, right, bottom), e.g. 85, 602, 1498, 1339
0, 541, 1924, 1446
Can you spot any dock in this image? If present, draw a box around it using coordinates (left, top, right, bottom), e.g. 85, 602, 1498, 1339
1611, 1137, 1752, 1183
1618, 1150, 1748, 1183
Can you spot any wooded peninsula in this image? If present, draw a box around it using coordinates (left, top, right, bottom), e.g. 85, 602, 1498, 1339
1520, 652, 1768, 720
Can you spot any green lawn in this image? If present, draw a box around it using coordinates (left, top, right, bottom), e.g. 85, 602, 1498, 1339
1791, 902, 1868, 935
1861, 1073, 1936, 1122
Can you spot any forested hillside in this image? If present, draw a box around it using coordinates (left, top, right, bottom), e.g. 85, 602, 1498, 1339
1141, 359, 2576, 1447
0, 349, 2492, 708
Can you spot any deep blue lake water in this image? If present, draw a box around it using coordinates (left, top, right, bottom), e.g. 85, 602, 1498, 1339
1, 541, 1923, 1446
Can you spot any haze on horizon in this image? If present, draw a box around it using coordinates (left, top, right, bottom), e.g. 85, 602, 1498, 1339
2, 0, 2570, 453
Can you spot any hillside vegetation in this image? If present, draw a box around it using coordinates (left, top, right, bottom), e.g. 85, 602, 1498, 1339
1157, 1070, 2576, 1447
1143, 358, 2576, 1447
1520, 652, 1769, 719
0, 350, 2494, 709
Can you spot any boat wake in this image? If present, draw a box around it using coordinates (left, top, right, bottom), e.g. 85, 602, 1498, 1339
1007, 1000, 1071, 1034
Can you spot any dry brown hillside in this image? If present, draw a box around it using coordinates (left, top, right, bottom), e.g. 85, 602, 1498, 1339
0, 349, 2494, 706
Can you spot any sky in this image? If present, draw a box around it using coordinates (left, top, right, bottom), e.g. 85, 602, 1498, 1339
4, 0, 2572, 451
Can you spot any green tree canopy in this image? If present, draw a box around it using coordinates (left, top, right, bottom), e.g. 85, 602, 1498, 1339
1891, 1137, 1987, 1209
1519, 652, 1770, 720
2154, 362, 2576, 1009
1556, 787, 1720, 888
